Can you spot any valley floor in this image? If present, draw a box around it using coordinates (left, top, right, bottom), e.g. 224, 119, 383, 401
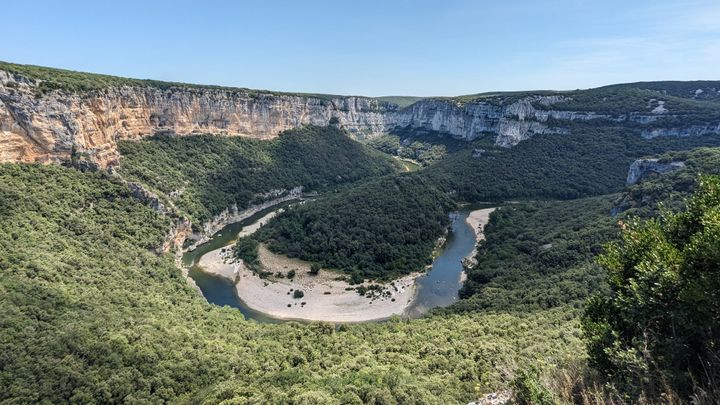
198, 245, 418, 322
195, 208, 495, 322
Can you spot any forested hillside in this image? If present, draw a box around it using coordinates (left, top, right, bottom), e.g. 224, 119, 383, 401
118, 126, 399, 225
253, 124, 720, 281
454, 195, 617, 313
0, 163, 583, 403
616, 147, 720, 215
425, 126, 720, 202
450, 147, 720, 314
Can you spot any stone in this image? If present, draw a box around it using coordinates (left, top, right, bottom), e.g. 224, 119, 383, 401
626, 158, 686, 185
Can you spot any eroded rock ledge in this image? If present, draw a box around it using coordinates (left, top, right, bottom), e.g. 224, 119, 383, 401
626, 158, 686, 185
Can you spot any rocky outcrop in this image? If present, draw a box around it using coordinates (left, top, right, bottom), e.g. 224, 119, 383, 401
3, 67, 719, 168
391, 96, 604, 146
0, 70, 391, 168
127, 182, 168, 213
162, 218, 193, 254
626, 158, 686, 185
641, 123, 720, 139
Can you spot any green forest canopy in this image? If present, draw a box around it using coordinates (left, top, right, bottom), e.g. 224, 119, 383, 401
0, 163, 582, 403
118, 125, 399, 225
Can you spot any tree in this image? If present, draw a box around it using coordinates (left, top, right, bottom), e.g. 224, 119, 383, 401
582, 175, 720, 398
309, 263, 320, 275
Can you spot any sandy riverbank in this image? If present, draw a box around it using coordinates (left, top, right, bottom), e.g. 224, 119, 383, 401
194, 208, 281, 280
197, 244, 417, 322
240, 246, 417, 322
193, 208, 493, 322
463, 207, 496, 267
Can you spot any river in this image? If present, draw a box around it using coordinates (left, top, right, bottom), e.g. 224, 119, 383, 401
183, 205, 480, 322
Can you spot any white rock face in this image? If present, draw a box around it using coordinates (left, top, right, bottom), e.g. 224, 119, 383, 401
385, 96, 599, 147
641, 123, 720, 139
0, 70, 392, 167
651, 100, 668, 114
626, 158, 686, 185
2, 68, 719, 167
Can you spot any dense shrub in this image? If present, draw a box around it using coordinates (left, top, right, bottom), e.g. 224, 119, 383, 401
583, 175, 720, 398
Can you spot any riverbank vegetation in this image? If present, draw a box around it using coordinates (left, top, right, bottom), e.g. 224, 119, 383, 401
453, 195, 618, 313
251, 174, 454, 282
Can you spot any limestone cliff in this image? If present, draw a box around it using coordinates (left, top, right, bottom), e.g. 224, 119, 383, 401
0, 70, 391, 168
2, 66, 719, 168
626, 158, 686, 185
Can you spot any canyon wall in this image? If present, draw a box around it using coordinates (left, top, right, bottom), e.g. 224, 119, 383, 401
2, 68, 719, 168
0, 70, 392, 168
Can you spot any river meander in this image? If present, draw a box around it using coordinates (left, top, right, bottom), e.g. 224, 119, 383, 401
183, 204, 481, 323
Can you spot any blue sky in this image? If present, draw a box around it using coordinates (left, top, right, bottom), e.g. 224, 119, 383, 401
3, 0, 719, 96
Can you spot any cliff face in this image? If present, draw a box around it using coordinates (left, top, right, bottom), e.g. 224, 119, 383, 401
2, 68, 719, 168
388, 96, 592, 146
626, 158, 686, 185
0, 70, 391, 168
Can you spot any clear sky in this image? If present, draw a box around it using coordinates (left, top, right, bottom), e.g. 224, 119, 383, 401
3, 0, 719, 96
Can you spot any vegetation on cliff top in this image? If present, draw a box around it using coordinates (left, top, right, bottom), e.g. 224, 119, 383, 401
0, 60, 348, 100
447, 81, 720, 119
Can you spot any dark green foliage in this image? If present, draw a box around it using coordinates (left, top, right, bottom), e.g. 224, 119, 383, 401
603, 80, 720, 103
234, 237, 261, 271
451, 81, 720, 118
615, 147, 720, 216
550, 86, 720, 119
309, 263, 320, 275
582, 176, 720, 398
118, 125, 398, 225
374, 96, 425, 108
0, 163, 585, 404
256, 174, 455, 281
511, 367, 556, 405
453, 196, 617, 313
293, 290, 304, 299
426, 126, 720, 202
366, 134, 449, 166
